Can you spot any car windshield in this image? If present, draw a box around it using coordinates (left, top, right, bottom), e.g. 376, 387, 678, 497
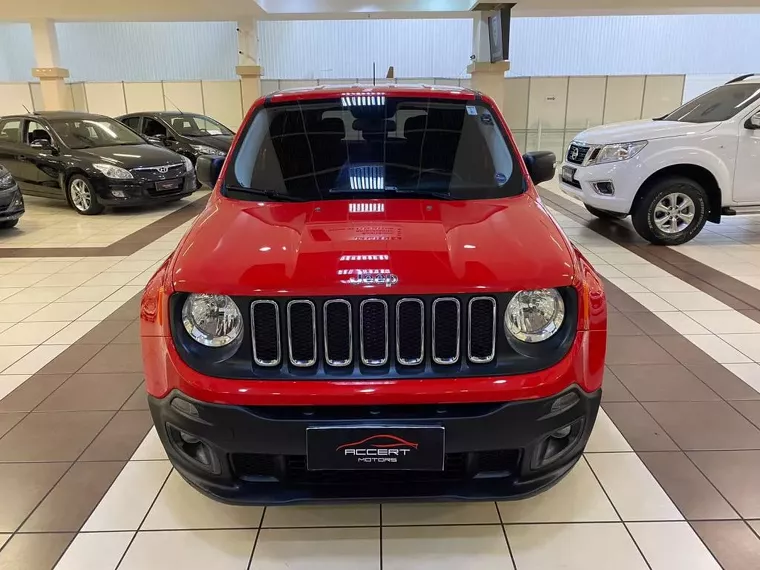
49, 117, 146, 149
661, 83, 760, 124
226, 95, 523, 201
166, 114, 233, 137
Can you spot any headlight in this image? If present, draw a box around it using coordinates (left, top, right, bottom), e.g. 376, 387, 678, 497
182, 294, 243, 347
190, 144, 226, 157
591, 141, 647, 165
505, 289, 565, 343
0, 167, 15, 190
180, 155, 194, 172
93, 163, 133, 179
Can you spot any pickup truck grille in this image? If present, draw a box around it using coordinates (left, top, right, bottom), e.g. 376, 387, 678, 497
566, 144, 590, 165
250, 295, 498, 370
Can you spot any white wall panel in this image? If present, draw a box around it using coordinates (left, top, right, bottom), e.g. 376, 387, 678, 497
260, 80, 280, 96
201, 80, 243, 130
29, 82, 43, 112
70, 83, 88, 112
85, 83, 127, 117
502, 78, 530, 131
604, 76, 645, 124
0, 83, 34, 116
566, 77, 606, 130
642, 75, 685, 119
527, 77, 568, 130
162, 82, 204, 115
124, 82, 165, 113
0, 25, 34, 82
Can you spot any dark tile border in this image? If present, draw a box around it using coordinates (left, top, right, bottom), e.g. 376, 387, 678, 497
0, 195, 208, 259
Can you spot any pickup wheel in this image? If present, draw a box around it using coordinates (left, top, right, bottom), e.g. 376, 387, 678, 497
585, 205, 627, 220
632, 177, 708, 245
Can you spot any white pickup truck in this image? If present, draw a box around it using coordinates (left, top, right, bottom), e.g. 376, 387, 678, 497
559, 74, 760, 245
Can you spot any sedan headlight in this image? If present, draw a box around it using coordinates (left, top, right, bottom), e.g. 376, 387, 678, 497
93, 163, 133, 179
591, 141, 648, 165
190, 144, 226, 157
180, 155, 194, 172
182, 294, 243, 347
505, 289, 565, 343
0, 166, 14, 190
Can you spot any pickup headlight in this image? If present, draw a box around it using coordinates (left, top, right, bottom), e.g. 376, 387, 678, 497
505, 289, 565, 343
93, 163, 133, 179
190, 144, 226, 157
592, 141, 648, 165
182, 294, 243, 347
0, 166, 14, 190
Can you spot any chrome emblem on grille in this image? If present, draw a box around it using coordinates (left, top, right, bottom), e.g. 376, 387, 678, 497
570, 146, 580, 161
348, 272, 399, 287
157, 166, 169, 174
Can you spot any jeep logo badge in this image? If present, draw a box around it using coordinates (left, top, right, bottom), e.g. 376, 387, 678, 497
348, 273, 399, 287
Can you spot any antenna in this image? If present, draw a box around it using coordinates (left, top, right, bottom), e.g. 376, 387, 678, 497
22, 104, 31, 114
373, 62, 376, 86
165, 96, 183, 113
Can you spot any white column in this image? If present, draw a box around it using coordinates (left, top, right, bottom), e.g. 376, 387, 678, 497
29, 18, 71, 111
236, 19, 264, 110
467, 13, 510, 112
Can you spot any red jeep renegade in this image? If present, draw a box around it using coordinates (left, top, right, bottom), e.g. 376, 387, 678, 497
140, 85, 606, 504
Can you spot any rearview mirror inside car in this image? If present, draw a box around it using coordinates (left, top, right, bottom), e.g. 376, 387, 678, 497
523, 151, 557, 185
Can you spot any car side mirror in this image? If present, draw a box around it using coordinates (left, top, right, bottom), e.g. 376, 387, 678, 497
746, 112, 760, 130
196, 155, 225, 188
30, 139, 57, 154
523, 151, 557, 185
147, 134, 167, 146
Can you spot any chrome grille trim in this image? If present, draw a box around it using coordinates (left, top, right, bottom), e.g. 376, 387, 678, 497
468, 296, 497, 364
250, 300, 281, 367
287, 300, 317, 367
432, 297, 460, 365
131, 163, 184, 172
323, 299, 352, 367
396, 298, 424, 366
359, 298, 388, 367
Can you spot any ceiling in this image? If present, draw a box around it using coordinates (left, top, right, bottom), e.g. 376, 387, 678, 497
1, 0, 758, 22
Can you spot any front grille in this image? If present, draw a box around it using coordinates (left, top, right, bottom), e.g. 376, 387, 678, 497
251, 301, 280, 366
131, 163, 185, 181
566, 144, 589, 165
287, 300, 317, 367
360, 299, 388, 366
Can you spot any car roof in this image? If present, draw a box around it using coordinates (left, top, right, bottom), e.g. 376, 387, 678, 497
727, 74, 760, 85
267, 83, 479, 103
1, 111, 109, 121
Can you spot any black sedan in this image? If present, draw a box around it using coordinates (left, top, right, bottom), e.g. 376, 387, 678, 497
0, 111, 196, 215
0, 164, 24, 228
117, 111, 233, 164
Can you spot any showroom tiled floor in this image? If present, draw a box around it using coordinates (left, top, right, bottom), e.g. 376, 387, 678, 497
1, 186, 760, 568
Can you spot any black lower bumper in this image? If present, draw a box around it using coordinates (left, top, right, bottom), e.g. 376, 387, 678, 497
0, 187, 24, 222
91, 176, 196, 207
148, 386, 601, 505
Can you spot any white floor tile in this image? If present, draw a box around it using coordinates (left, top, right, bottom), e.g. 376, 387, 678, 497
586, 453, 683, 521
383, 525, 513, 570
120, 529, 256, 570
635, 276, 697, 293
0, 346, 35, 373
105, 285, 144, 303
0, 288, 23, 302
57, 285, 120, 303
0, 321, 68, 346
53, 531, 134, 570
0, 374, 30, 400
77, 301, 125, 321
628, 293, 677, 312
585, 410, 633, 453
617, 264, 670, 278
657, 292, 730, 311
498, 458, 618, 523
83, 461, 172, 531
687, 311, 760, 334
263, 505, 379, 528
44, 320, 100, 345
24, 301, 97, 322
142, 471, 264, 530
3, 286, 73, 304
506, 523, 648, 570
685, 335, 752, 364
84, 272, 142, 287
131, 428, 168, 461
1, 344, 68, 375
36, 273, 96, 288
724, 363, 760, 392
653, 312, 711, 335
594, 265, 628, 280
720, 333, 760, 361
0, 273, 49, 287
382, 502, 500, 526
607, 278, 648, 294
0, 533, 9, 549
0, 302, 47, 323
251, 527, 379, 570
627, 522, 721, 570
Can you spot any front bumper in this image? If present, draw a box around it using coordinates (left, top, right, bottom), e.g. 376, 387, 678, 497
0, 187, 25, 222
558, 160, 641, 214
90, 173, 196, 207
148, 386, 601, 504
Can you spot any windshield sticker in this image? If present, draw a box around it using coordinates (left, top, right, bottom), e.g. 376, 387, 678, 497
480, 113, 494, 125
495, 172, 507, 186
466, 105, 478, 116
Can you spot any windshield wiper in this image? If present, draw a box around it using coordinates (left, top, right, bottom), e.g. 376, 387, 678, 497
391, 189, 456, 200
225, 184, 309, 202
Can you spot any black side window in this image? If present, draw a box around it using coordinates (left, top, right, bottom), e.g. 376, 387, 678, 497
0, 119, 22, 144
122, 117, 141, 131
143, 118, 167, 137
25, 120, 52, 145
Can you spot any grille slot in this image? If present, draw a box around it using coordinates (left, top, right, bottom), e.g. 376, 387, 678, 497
360, 299, 389, 366
287, 300, 317, 367
323, 300, 352, 367
396, 298, 424, 366
251, 301, 281, 367
432, 298, 461, 365
566, 144, 590, 165
468, 297, 497, 363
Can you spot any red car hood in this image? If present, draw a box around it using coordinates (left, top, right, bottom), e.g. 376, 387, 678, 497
171, 193, 576, 296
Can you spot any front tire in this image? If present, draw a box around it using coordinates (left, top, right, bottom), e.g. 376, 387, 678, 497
67, 175, 104, 215
632, 176, 708, 245
585, 205, 627, 220
0, 219, 19, 229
